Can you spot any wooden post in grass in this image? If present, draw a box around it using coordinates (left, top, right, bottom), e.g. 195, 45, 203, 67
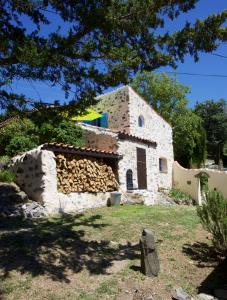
140, 229, 160, 277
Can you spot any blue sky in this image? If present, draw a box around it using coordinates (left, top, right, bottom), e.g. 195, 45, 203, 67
8, 0, 227, 108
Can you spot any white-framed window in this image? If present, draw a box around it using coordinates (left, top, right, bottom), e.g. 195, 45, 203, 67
138, 115, 145, 127
159, 158, 168, 173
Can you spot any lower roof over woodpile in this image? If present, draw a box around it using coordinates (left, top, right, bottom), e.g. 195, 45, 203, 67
41, 142, 121, 159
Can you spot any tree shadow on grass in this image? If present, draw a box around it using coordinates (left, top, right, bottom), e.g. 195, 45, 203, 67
0, 214, 139, 285
183, 242, 227, 294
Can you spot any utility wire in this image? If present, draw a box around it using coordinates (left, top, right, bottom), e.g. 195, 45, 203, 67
210, 53, 227, 59
158, 71, 227, 78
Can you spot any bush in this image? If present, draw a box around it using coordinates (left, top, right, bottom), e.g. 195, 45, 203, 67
0, 169, 16, 183
197, 190, 227, 254
0, 118, 39, 156
5, 136, 38, 156
51, 120, 84, 146
0, 156, 10, 169
169, 188, 193, 205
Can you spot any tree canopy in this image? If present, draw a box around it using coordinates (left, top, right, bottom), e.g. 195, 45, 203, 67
173, 109, 206, 168
0, 118, 84, 156
1, 0, 226, 111
131, 71, 206, 167
195, 99, 227, 164
131, 72, 189, 123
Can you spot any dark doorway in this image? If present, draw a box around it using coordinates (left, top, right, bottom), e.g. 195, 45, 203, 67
126, 169, 133, 190
137, 147, 147, 189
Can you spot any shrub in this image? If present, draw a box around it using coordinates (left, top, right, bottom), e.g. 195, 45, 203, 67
0, 156, 10, 169
5, 136, 38, 156
51, 120, 84, 146
0, 169, 16, 183
169, 188, 193, 205
197, 190, 227, 254
0, 118, 39, 156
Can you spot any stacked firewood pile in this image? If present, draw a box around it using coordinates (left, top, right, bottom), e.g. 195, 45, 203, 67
56, 153, 118, 193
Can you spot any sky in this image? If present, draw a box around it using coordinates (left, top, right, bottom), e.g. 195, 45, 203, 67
8, 0, 227, 109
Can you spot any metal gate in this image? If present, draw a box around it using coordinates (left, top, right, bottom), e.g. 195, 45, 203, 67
137, 147, 147, 189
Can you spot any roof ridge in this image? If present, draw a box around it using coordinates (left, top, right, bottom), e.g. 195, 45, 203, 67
42, 142, 119, 156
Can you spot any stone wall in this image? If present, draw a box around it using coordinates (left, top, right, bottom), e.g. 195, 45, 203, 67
80, 123, 118, 152
94, 86, 173, 190
94, 86, 130, 133
128, 87, 173, 190
11, 148, 113, 214
117, 139, 157, 204
11, 148, 57, 204
173, 161, 227, 204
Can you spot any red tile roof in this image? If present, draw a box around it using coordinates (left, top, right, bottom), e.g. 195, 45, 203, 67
117, 131, 157, 147
42, 142, 120, 159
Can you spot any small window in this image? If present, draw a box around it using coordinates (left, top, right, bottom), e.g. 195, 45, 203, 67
126, 169, 133, 190
138, 115, 145, 127
159, 158, 167, 173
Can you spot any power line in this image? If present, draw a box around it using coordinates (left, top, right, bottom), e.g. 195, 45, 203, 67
158, 71, 227, 78
210, 53, 227, 59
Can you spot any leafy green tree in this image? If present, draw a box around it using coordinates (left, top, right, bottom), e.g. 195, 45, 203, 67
132, 71, 206, 167
0, 118, 38, 155
49, 120, 84, 147
173, 110, 206, 167
195, 99, 227, 164
5, 135, 38, 156
0, 117, 85, 156
131, 72, 189, 123
0, 1, 226, 110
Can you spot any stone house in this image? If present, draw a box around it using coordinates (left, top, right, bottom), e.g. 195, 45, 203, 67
81, 86, 174, 200
12, 86, 174, 213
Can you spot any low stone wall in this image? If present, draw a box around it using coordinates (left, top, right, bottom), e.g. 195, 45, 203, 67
11, 148, 113, 214
11, 148, 57, 204
173, 161, 227, 204
52, 192, 111, 214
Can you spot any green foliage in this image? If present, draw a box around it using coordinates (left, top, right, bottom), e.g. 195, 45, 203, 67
0, 169, 16, 183
132, 71, 206, 167
199, 173, 209, 193
195, 99, 227, 164
173, 109, 206, 167
51, 120, 85, 147
0, 1, 226, 110
0, 117, 85, 156
131, 72, 189, 123
5, 136, 38, 156
169, 188, 191, 201
0, 119, 38, 155
169, 188, 193, 205
0, 155, 10, 166
197, 190, 227, 254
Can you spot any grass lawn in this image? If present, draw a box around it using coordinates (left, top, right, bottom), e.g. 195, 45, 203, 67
0, 205, 226, 300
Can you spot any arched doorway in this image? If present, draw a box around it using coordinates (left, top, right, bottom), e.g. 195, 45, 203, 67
195, 172, 209, 202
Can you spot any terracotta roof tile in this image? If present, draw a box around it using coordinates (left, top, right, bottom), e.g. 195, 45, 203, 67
117, 130, 157, 147
41, 142, 120, 158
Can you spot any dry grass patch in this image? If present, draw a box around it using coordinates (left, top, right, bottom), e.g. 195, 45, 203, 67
0, 205, 226, 300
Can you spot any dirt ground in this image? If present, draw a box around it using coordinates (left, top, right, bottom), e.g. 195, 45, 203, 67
0, 205, 226, 300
